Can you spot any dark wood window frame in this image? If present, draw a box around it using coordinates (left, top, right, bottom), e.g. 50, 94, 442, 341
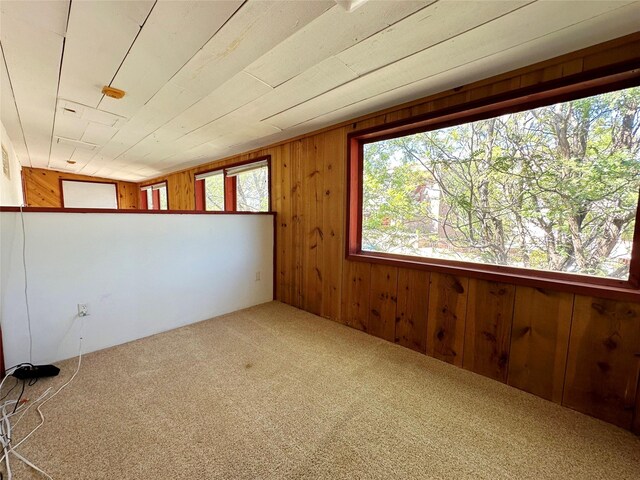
346, 64, 640, 301
140, 181, 169, 210
194, 155, 272, 212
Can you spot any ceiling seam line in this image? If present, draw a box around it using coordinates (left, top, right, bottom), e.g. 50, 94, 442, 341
98, 0, 158, 106
243, 71, 275, 89
138, 0, 250, 109
46, 0, 72, 170
0, 42, 33, 169
82, 0, 158, 175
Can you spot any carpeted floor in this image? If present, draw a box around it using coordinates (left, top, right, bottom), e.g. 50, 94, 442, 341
2, 301, 640, 479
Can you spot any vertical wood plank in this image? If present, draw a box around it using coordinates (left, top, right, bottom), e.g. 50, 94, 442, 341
563, 296, 640, 429
275, 144, 293, 304
300, 136, 323, 316
116, 182, 138, 209
463, 279, 516, 383
396, 268, 430, 353
341, 261, 371, 331
270, 145, 283, 301
368, 264, 398, 342
178, 171, 194, 210
320, 128, 345, 321
508, 287, 573, 403
291, 140, 304, 309
426, 273, 469, 366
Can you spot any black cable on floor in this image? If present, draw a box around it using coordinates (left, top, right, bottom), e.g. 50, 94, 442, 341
11, 379, 26, 414
0, 378, 19, 401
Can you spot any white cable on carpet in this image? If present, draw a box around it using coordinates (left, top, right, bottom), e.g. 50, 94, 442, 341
9, 338, 82, 455
10, 387, 53, 429
10, 445, 53, 479
0, 333, 83, 478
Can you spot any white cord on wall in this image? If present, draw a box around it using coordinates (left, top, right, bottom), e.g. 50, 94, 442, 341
18, 203, 33, 364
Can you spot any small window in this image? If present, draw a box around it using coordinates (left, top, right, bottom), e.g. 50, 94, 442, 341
195, 157, 270, 212
347, 70, 640, 298
140, 182, 168, 210
229, 161, 269, 212
195, 171, 225, 211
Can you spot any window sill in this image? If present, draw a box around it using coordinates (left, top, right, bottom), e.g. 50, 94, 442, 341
347, 250, 640, 302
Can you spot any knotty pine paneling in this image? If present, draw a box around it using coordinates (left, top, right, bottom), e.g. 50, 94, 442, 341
274, 143, 294, 306
300, 136, 323, 316
290, 141, 304, 309
368, 264, 398, 342
508, 287, 573, 403
22, 167, 139, 209
463, 279, 516, 383
426, 273, 468, 366
341, 261, 371, 332
563, 296, 640, 429
320, 128, 346, 321
135, 34, 640, 432
396, 268, 430, 354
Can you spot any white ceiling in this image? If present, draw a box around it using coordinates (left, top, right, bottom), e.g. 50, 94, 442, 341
1, 0, 639, 182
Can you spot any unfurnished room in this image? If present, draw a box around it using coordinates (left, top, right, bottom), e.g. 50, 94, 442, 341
0, 0, 639, 478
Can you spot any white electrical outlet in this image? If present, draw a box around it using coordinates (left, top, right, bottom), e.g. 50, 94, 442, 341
255, 271, 261, 281
78, 304, 89, 317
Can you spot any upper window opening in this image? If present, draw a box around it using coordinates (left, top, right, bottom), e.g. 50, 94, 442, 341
140, 182, 168, 210
195, 157, 270, 213
229, 161, 269, 212
348, 74, 640, 296
195, 170, 225, 211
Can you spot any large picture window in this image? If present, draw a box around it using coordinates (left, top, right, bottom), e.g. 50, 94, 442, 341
195, 157, 270, 212
347, 70, 640, 299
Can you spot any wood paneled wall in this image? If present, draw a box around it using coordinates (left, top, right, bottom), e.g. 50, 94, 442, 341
22, 167, 139, 209
54, 35, 640, 432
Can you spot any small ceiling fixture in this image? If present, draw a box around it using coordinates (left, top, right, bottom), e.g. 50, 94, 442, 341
101, 86, 126, 99
66, 160, 76, 164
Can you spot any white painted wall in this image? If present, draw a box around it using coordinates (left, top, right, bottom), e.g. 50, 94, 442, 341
1, 122, 24, 206
0, 211, 274, 366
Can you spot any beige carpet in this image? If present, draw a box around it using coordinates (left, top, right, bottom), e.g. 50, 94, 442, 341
2, 301, 639, 479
